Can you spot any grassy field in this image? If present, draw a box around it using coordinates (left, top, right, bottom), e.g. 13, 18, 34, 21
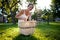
0, 22, 60, 40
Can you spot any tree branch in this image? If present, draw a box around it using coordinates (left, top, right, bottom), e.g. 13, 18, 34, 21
10, 1, 20, 10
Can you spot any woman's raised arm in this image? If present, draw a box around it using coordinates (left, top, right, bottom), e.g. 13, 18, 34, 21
15, 10, 23, 19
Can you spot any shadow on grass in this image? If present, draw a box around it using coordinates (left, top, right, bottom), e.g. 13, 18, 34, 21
36, 22, 60, 40
13, 34, 38, 40
0, 23, 17, 30
0, 23, 18, 35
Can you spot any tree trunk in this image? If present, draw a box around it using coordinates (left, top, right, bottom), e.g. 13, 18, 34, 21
10, 10, 16, 24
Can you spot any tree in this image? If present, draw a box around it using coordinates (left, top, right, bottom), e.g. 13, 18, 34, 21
0, 0, 21, 23
51, 0, 60, 21
41, 8, 53, 25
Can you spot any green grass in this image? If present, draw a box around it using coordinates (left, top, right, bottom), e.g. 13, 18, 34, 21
0, 22, 60, 40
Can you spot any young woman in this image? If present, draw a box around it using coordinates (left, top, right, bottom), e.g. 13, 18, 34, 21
15, 3, 34, 21
15, 3, 34, 35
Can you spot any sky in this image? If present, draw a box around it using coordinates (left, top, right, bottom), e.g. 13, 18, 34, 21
36, 0, 52, 9
18, 0, 52, 11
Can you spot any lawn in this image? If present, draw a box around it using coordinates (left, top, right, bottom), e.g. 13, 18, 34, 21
0, 22, 60, 40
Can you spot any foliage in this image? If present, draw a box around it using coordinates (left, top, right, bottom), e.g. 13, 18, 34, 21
31, 12, 37, 20
27, 0, 37, 4
0, 0, 20, 14
51, 0, 60, 18
8, 17, 12, 23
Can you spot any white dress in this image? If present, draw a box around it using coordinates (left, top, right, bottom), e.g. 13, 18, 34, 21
18, 10, 36, 35
18, 10, 28, 27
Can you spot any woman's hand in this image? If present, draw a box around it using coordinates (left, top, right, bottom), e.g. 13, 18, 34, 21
23, 18, 27, 21
15, 10, 23, 19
